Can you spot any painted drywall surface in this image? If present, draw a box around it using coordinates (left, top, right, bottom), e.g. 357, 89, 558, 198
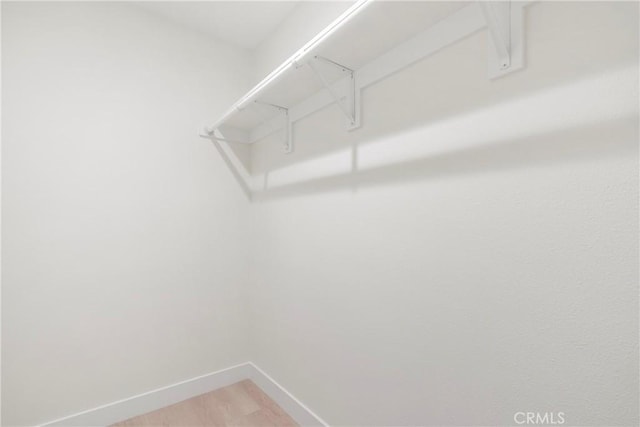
2, 2, 253, 425
249, 2, 639, 426
252, 1, 355, 83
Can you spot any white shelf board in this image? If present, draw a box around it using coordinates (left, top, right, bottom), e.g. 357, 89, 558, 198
315, 1, 470, 72
213, 1, 471, 136
205, 0, 528, 148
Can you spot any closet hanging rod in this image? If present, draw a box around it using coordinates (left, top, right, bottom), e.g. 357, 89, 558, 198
202, 0, 372, 135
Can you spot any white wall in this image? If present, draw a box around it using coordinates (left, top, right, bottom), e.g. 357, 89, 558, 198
2, 2, 253, 425
249, 2, 639, 426
3, 1, 638, 426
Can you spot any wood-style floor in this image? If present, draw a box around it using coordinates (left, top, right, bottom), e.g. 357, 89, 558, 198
111, 379, 298, 426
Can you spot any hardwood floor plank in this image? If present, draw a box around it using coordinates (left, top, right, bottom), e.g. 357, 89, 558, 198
239, 381, 297, 424
111, 380, 299, 427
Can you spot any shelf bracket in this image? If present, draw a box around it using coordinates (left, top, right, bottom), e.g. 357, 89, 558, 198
253, 101, 293, 154
308, 56, 361, 131
480, 1, 525, 79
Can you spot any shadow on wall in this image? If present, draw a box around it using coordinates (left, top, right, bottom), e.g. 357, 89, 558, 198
251, 117, 637, 203
207, 61, 639, 203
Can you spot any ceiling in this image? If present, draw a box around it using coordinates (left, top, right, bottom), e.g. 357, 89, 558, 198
135, 1, 299, 50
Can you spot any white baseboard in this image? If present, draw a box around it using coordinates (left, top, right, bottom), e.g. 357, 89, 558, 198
38, 362, 327, 427
247, 363, 328, 427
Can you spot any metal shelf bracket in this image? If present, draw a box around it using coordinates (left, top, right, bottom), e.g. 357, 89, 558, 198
253, 101, 293, 154
308, 56, 361, 131
480, 1, 525, 79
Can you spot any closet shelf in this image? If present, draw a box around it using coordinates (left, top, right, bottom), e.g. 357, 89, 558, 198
199, 0, 529, 153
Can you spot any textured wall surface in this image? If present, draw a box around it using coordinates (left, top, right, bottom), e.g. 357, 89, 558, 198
2, 2, 253, 425
2, 1, 638, 426
249, 2, 639, 426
